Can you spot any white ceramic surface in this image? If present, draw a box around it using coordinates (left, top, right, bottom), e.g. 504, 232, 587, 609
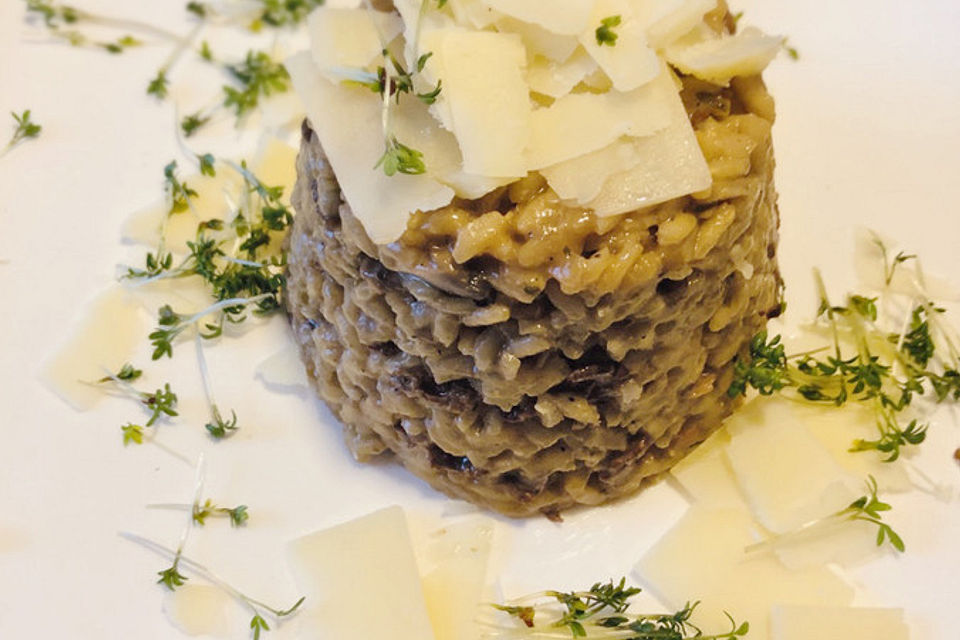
1, 1, 958, 638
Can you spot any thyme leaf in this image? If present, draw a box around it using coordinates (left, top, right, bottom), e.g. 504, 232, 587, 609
6, 110, 42, 152
191, 499, 249, 527
375, 137, 426, 176
250, 614, 270, 639
254, 0, 324, 28
223, 50, 290, 117
121, 423, 145, 446
595, 15, 622, 47
157, 564, 189, 590
181, 112, 212, 137
147, 69, 170, 99
729, 241, 960, 462
492, 579, 749, 640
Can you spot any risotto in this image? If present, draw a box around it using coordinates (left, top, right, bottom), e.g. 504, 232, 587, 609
285, 1, 782, 517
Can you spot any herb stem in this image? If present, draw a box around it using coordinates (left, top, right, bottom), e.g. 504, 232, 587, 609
743, 513, 852, 556
222, 255, 270, 268
151, 21, 206, 99
151, 440, 195, 466
195, 332, 218, 418
69, 8, 185, 42
746, 475, 905, 555
178, 453, 207, 553
183, 293, 276, 325
119, 531, 304, 619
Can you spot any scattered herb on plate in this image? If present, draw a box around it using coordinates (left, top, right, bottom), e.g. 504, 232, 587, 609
729, 237, 960, 462
491, 578, 749, 640
4, 110, 42, 154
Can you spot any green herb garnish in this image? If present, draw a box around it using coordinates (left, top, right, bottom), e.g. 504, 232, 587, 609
97, 368, 179, 426
492, 579, 749, 639
846, 475, 905, 551
99, 362, 142, 383
185, 1, 207, 17
122, 531, 305, 637
5, 110, 42, 153
147, 69, 170, 99
729, 238, 960, 462
157, 564, 189, 590
126, 159, 288, 362
746, 475, 905, 556
181, 112, 211, 137
152, 499, 249, 527
254, 0, 324, 28
782, 38, 799, 60
163, 160, 198, 213
595, 15, 622, 47
375, 137, 427, 176
121, 423, 145, 446
223, 50, 290, 117
101, 34, 141, 54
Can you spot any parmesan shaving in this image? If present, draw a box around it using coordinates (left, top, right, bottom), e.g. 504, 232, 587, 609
526, 79, 672, 170
526, 48, 597, 98
41, 287, 145, 412
430, 29, 530, 178
771, 605, 909, 640
579, 0, 661, 92
498, 16, 579, 62
642, 0, 717, 49
724, 398, 860, 534
285, 52, 455, 244
308, 8, 403, 79
666, 27, 785, 86
636, 508, 855, 638
287, 507, 437, 640
162, 584, 236, 638
581, 69, 712, 215
287, 0, 781, 242
421, 519, 494, 640
482, 0, 597, 36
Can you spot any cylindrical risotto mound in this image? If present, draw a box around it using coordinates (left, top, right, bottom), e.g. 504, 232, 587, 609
286, 39, 781, 519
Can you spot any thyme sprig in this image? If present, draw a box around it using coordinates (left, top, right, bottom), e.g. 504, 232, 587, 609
96, 366, 179, 426
847, 475, 905, 551
5, 110, 42, 154
185, 0, 324, 31
26, 0, 182, 41
370, 49, 440, 176
376, 137, 426, 176
345, 1, 445, 177
156, 455, 208, 592
223, 50, 290, 117
195, 332, 241, 439
147, 70, 170, 99
120, 530, 305, 639
146, 22, 204, 100
149, 499, 249, 527
92, 365, 190, 461
490, 579, 749, 640
746, 475, 905, 556
25, 1, 294, 127
164, 159, 198, 214
125, 157, 290, 361
729, 239, 960, 462
149, 294, 276, 360
248, 0, 325, 30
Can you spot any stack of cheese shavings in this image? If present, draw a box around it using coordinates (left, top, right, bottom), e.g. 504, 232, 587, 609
638, 396, 915, 640
285, 0, 784, 244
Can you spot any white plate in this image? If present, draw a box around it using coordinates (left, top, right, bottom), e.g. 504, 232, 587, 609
1, 1, 958, 638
